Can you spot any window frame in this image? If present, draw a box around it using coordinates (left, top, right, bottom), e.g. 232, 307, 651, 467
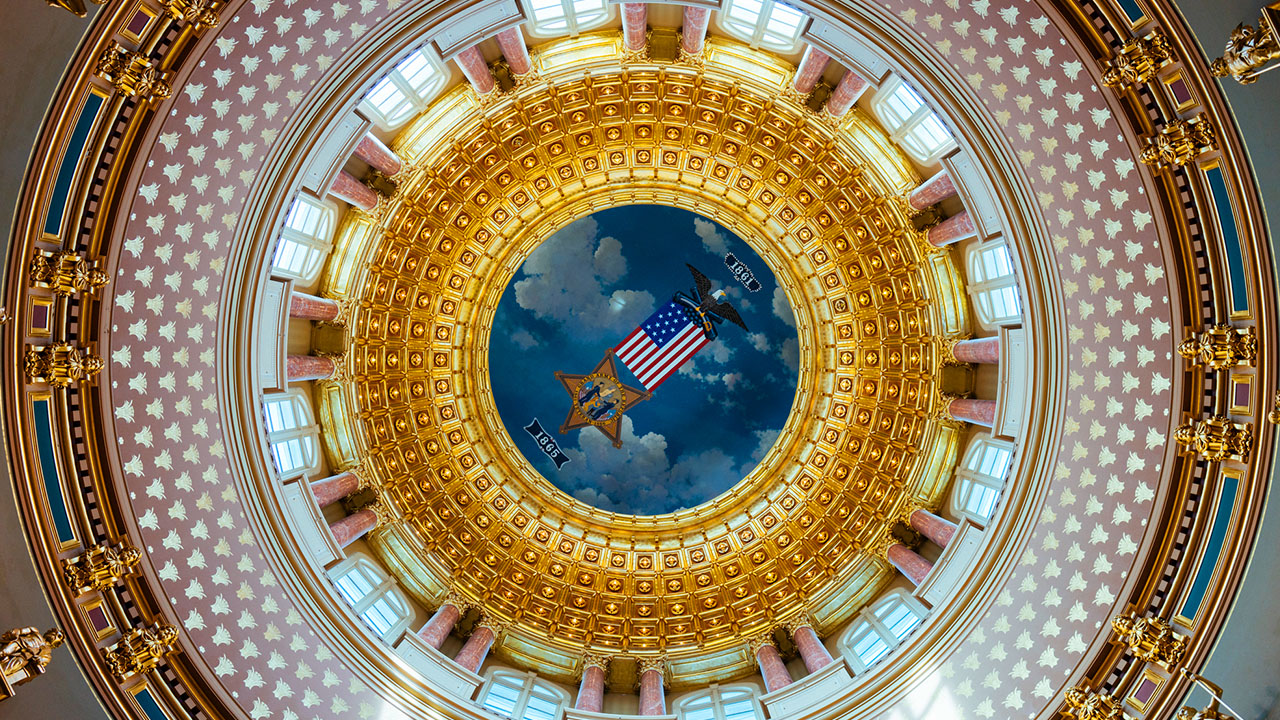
358, 47, 448, 131
674, 683, 764, 720
965, 238, 1024, 329
327, 555, 413, 643
271, 194, 338, 285
949, 432, 1015, 524
523, 0, 612, 39
837, 590, 928, 674
262, 388, 323, 479
870, 75, 958, 165
479, 669, 571, 720
716, 0, 808, 53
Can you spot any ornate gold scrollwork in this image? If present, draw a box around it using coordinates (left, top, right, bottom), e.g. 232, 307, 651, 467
1110, 611, 1187, 668
45, 0, 105, 17
1174, 415, 1253, 462
1178, 325, 1257, 370
1140, 116, 1218, 170
636, 656, 666, 676
746, 633, 776, 655
102, 623, 179, 680
95, 43, 172, 105
1211, 4, 1280, 85
162, 0, 220, 32
61, 542, 142, 596
1102, 30, 1173, 90
24, 343, 104, 388
939, 335, 972, 366
1062, 686, 1125, 720
580, 652, 610, 672
0, 627, 63, 698
28, 250, 109, 297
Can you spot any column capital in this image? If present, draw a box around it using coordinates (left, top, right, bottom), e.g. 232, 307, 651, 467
867, 529, 898, 560
781, 610, 818, 635
443, 590, 477, 613
940, 334, 972, 366
747, 633, 776, 655
345, 463, 379, 492
474, 615, 510, 639
581, 652, 610, 673
929, 391, 965, 429
636, 656, 666, 677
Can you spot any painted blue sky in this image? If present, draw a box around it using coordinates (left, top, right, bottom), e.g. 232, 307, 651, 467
489, 205, 799, 515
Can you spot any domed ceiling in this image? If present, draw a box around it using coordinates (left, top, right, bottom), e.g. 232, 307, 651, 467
1, 0, 1276, 719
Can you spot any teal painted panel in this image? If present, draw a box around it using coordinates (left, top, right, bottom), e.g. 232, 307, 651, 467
1205, 166, 1249, 315
1114, 0, 1146, 24
1180, 474, 1239, 622
32, 398, 74, 544
43, 92, 105, 237
134, 688, 170, 720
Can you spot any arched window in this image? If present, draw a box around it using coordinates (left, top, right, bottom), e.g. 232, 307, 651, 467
525, 0, 610, 37
676, 685, 762, 720
950, 432, 1014, 524
966, 239, 1023, 329
271, 194, 336, 284
328, 555, 413, 643
838, 590, 927, 674
262, 389, 322, 479
718, 0, 807, 53
870, 76, 957, 165
359, 48, 447, 130
480, 670, 570, 720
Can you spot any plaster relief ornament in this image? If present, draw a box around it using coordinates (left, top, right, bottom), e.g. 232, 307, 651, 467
62, 541, 142, 596
102, 623, 179, 680
1178, 324, 1257, 369
0, 627, 63, 698
554, 264, 748, 449
1174, 415, 1254, 462
1110, 611, 1187, 668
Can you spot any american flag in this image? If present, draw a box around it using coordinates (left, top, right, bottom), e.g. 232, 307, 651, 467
614, 300, 710, 390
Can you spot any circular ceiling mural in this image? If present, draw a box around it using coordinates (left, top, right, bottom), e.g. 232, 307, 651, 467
490, 205, 799, 515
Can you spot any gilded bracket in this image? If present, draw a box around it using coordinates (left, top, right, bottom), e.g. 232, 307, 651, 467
1110, 611, 1187, 668
95, 43, 172, 105
61, 542, 142, 596
102, 623, 179, 680
1140, 115, 1218, 170
24, 343, 104, 388
1102, 29, 1173, 90
1062, 686, 1126, 720
1178, 324, 1256, 369
29, 250, 109, 297
1174, 415, 1253, 462
163, 0, 220, 32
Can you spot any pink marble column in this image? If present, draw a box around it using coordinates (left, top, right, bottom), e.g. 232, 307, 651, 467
753, 641, 793, 693
793, 46, 831, 94
887, 543, 934, 586
329, 170, 377, 212
637, 660, 666, 715
575, 660, 607, 712
947, 398, 997, 428
907, 169, 958, 212
681, 7, 711, 55
825, 70, 870, 117
309, 471, 360, 508
455, 45, 496, 95
289, 291, 341, 321
417, 601, 463, 650
287, 354, 336, 382
328, 508, 378, 549
452, 622, 497, 673
791, 625, 834, 674
495, 27, 532, 75
353, 133, 402, 176
622, 3, 648, 53
909, 509, 959, 549
927, 210, 978, 247
951, 336, 1001, 364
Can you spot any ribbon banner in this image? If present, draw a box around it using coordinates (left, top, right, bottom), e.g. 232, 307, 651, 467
524, 418, 571, 469
724, 253, 762, 292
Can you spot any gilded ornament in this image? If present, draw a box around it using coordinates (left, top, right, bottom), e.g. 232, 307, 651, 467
1102, 30, 1173, 89
1268, 391, 1280, 424
61, 541, 142, 595
0, 627, 63, 697
637, 657, 666, 677
162, 0, 220, 31
95, 43, 171, 104
1062, 686, 1125, 720
581, 653, 609, 672
1211, 4, 1280, 84
1140, 116, 1218, 170
1177, 325, 1256, 369
1110, 612, 1187, 668
1176, 670, 1238, 720
939, 335, 973, 366
746, 633, 776, 655
25, 343, 104, 388
1174, 415, 1253, 462
102, 623, 179, 680
28, 250, 109, 296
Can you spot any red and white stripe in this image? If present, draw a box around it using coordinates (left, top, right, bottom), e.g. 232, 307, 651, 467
615, 323, 709, 390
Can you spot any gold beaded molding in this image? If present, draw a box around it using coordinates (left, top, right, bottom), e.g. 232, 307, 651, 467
322, 34, 968, 685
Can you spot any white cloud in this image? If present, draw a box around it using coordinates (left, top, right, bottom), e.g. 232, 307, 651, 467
779, 337, 799, 373
511, 329, 539, 350
772, 286, 795, 328
557, 416, 674, 511
693, 217, 730, 256
514, 217, 655, 337
748, 332, 770, 353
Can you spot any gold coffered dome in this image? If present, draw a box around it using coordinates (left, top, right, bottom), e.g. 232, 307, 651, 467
323, 34, 968, 685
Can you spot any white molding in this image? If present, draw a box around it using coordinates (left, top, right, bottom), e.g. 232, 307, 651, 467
394, 631, 486, 701
914, 521, 984, 608
281, 477, 343, 568
432, 0, 524, 60
760, 657, 856, 717
302, 113, 370, 198
994, 327, 1028, 440
257, 277, 290, 393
